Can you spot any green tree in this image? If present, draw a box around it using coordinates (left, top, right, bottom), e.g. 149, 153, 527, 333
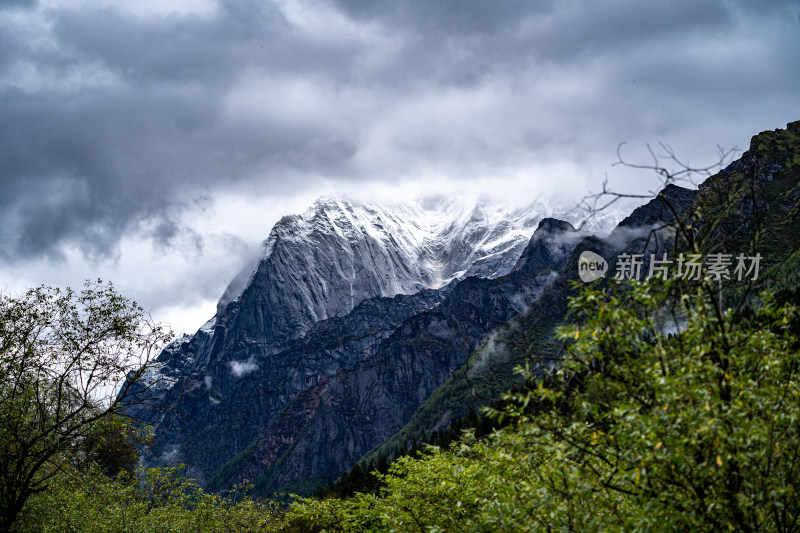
510, 280, 800, 531
0, 281, 171, 533
15, 463, 284, 533
70, 414, 153, 478
286, 280, 800, 532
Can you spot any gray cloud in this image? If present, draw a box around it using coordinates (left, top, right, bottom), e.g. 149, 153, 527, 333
0, 0, 798, 268
0, 0, 37, 10
52, 3, 287, 84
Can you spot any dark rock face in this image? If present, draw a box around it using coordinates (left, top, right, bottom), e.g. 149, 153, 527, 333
209, 197, 692, 494
512, 218, 581, 274
131, 196, 554, 485
615, 184, 698, 231
203, 216, 599, 493
207, 264, 559, 494
140, 289, 447, 483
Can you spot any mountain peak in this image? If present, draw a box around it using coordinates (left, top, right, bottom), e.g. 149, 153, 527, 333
207, 195, 558, 359
512, 217, 583, 274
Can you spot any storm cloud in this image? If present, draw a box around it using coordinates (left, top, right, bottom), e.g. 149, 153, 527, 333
1, 0, 799, 330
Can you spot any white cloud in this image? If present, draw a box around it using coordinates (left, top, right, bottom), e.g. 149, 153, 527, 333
228, 359, 259, 378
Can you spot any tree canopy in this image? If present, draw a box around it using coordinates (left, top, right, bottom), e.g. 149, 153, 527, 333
0, 281, 170, 533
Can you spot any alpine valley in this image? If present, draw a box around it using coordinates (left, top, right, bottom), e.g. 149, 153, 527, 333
128, 120, 800, 497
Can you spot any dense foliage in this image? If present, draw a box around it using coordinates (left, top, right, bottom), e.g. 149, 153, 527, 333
286, 280, 800, 532
15, 462, 283, 533
7, 275, 800, 531
0, 282, 170, 533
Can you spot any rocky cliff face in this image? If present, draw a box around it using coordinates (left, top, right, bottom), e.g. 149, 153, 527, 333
204, 221, 571, 495
139, 289, 448, 482
131, 195, 589, 485
203, 195, 550, 359
128, 184, 713, 495
512, 218, 581, 274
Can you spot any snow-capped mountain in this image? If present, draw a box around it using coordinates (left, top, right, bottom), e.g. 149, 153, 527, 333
128, 194, 619, 486
216, 194, 620, 339
207, 196, 554, 353
219, 195, 548, 307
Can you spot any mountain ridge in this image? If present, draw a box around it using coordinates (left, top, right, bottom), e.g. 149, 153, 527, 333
131, 194, 616, 486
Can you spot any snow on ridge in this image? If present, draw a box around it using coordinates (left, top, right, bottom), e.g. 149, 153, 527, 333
200, 317, 217, 334
276, 194, 554, 286
177, 191, 633, 349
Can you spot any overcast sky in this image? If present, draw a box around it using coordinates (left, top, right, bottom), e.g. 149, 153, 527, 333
1, 0, 798, 335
